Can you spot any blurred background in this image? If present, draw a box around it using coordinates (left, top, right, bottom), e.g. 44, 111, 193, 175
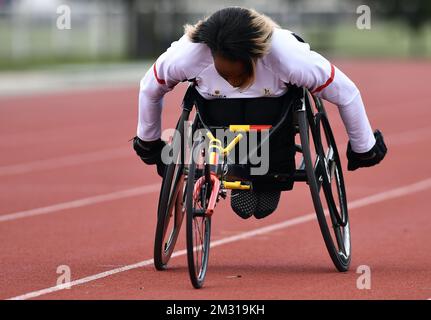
1, 0, 430, 71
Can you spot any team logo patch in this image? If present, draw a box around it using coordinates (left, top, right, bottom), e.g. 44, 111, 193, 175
206, 90, 226, 98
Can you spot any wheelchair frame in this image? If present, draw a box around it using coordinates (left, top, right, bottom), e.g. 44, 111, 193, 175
153, 84, 351, 289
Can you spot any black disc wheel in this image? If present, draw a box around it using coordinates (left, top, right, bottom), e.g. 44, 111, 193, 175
298, 92, 351, 272
186, 140, 211, 289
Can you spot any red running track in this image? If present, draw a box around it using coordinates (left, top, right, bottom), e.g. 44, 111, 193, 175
1, 60, 431, 300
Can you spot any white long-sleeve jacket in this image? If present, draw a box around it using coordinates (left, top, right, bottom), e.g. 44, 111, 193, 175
137, 28, 375, 153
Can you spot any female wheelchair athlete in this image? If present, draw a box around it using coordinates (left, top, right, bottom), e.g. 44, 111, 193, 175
153, 84, 350, 289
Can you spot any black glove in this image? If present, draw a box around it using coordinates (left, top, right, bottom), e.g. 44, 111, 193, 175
132, 136, 167, 177
347, 129, 387, 171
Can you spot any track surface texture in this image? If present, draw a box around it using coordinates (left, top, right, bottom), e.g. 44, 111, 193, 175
1, 60, 431, 300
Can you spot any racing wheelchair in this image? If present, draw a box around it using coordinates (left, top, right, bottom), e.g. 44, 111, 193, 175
153, 84, 351, 289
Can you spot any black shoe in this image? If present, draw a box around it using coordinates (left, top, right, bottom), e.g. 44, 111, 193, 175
253, 191, 281, 219
230, 189, 257, 219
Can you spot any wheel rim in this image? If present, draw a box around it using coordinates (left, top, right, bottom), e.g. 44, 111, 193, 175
160, 165, 185, 263
156, 124, 188, 265
192, 213, 210, 283
314, 112, 351, 265
302, 93, 351, 269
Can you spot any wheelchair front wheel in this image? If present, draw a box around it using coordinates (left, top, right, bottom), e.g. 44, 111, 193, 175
186, 140, 211, 289
298, 94, 351, 272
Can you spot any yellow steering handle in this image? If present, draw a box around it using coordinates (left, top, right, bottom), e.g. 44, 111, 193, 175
206, 131, 243, 156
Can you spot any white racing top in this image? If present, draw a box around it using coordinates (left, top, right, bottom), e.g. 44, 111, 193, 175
137, 28, 375, 153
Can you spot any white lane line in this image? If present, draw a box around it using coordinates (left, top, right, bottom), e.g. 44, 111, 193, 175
0, 147, 130, 177
7, 176, 431, 300
0, 184, 160, 223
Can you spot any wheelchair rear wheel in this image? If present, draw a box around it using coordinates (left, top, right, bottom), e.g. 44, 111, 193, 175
154, 110, 190, 270
298, 92, 351, 272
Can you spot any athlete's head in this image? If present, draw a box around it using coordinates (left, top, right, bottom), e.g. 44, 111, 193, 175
185, 7, 278, 89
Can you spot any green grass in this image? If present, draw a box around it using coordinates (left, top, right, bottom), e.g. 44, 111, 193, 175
0, 55, 129, 71
305, 21, 431, 58
0, 17, 126, 70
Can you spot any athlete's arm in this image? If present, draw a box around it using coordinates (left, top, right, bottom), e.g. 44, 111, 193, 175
134, 35, 209, 176
271, 29, 386, 169
137, 35, 209, 141
137, 39, 186, 141
272, 29, 376, 152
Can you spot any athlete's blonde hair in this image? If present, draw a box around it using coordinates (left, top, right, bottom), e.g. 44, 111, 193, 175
184, 7, 279, 89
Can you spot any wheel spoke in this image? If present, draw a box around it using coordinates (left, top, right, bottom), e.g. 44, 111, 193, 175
313, 157, 324, 191
326, 145, 334, 162
195, 217, 204, 248
193, 219, 200, 275
334, 226, 347, 255
328, 159, 336, 181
